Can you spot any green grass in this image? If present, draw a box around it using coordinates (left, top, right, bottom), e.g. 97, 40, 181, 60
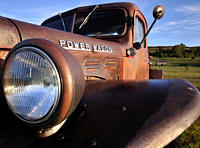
151, 57, 200, 90
151, 57, 200, 147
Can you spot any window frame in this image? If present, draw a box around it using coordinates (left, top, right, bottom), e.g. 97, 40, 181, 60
73, 8, 129, 39
133, 11, 147, 48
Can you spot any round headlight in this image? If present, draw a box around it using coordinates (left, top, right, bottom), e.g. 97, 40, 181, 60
3, 46, 61, 123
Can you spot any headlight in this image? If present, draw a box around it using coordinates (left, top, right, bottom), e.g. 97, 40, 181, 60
3, 39, 85, 137
3, 46, 61, 123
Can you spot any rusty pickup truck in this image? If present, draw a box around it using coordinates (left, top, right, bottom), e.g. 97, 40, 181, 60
0, 2, 200, 148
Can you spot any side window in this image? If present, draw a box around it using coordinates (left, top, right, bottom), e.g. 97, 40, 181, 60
134, 16, 145, 48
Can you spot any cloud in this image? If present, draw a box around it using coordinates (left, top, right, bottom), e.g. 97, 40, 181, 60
0, 12, 17, 19
184, 25, 200, 31
4, 5, 75, 24
152, 17, 200, 34
175, 4, 200, 15
14, 6, 65, 16
170, 31, 180, 34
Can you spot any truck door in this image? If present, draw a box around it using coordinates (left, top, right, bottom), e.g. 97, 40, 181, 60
133, 11, 149, 79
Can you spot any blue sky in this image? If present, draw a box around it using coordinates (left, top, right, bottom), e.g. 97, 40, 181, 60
0, 0, 200, 47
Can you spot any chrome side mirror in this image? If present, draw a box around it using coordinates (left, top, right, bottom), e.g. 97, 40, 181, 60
153, 4, 165, 19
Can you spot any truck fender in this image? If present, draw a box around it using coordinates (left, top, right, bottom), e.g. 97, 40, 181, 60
0, 16, 20, 49
68, 79, 200, 148
1, 79, 200, 148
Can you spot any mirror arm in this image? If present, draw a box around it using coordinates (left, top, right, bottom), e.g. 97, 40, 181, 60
133, 4, 164, 49
140, 17, 158, 45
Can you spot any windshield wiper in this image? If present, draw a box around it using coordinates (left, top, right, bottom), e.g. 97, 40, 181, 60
79, 5, 99, 29
58, 12, 66, 31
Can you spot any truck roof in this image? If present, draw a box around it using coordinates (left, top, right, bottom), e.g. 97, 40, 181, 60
41, 2, 143, 27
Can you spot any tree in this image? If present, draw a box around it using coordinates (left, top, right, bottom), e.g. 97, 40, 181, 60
172, 43, 186, 58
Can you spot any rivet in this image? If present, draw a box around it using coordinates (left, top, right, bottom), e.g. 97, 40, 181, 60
81, 103, 87, 108
188, 87, 194, 91
89, 139, 97, 147
38, 130, 43, 134
57, 133, 65, 140
119, 106, 127, 111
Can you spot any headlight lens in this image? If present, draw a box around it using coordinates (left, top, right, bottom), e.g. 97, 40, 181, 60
3, 47, 61, 123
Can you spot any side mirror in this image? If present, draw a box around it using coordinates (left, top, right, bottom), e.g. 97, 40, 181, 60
153, 4, 165, 19
133, 5, 165, 50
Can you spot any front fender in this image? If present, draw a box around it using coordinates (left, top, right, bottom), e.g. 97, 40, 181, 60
0, 79, 200, 148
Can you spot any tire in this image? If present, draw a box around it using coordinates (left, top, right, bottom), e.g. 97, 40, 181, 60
164, 138, 182, 148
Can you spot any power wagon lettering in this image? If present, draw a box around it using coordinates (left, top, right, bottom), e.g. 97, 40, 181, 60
59, 40, 112, 53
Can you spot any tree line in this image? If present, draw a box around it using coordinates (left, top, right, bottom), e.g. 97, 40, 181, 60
149, 43, 200, 59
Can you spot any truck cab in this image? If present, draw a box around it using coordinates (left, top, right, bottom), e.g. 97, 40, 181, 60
41, 2, 150, 80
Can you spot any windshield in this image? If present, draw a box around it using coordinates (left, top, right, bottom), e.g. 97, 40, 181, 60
73, 9, 125, 37
43, 15, 73, 32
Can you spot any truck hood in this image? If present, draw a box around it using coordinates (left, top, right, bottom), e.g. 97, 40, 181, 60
6, 17, 124, 56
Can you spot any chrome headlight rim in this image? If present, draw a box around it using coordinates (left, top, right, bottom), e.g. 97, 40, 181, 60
2, 38, 85, 137
3, 46, 61, 124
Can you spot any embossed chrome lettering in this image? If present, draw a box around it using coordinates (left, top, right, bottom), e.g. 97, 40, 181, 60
59, 40, 112, 53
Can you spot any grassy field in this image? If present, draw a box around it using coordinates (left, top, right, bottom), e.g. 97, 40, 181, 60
151, 57, 200, 148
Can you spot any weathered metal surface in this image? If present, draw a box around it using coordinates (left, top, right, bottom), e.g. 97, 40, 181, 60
0, 17, 20, 49
6, 18, 124, 80
0, 50, 10, 90
10, 18, 124, 56
0, 79, 200, 147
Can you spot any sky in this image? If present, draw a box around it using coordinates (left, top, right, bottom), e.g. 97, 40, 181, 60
0, 0, 200, 47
